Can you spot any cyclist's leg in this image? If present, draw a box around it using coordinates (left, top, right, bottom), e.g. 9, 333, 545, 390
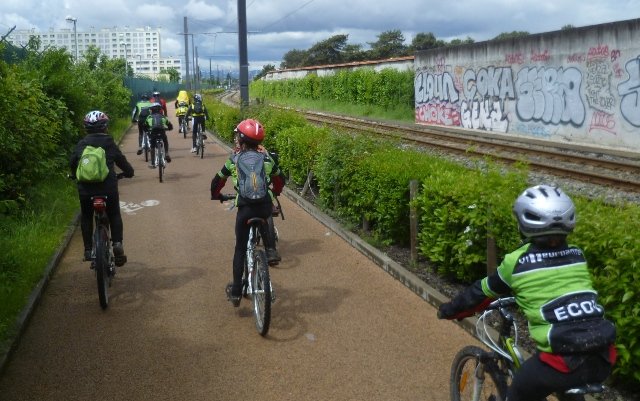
257, 202, 280, 263
105, 191, 126, 265
162, 131, 171, 161
137, 123, 145, 154
79, 195, 94, 258
191, 119, 198, 150
231, 206, 252, 297
507, 353, 611, 401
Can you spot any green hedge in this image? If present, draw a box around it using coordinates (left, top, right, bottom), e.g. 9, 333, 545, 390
208, 101, 640, 387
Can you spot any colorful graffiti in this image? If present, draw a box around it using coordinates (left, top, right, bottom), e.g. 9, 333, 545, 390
618, 56, 640, 127
415, 37, 640, 150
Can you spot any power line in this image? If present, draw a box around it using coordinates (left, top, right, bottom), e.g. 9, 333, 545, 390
259, 0, 317, 32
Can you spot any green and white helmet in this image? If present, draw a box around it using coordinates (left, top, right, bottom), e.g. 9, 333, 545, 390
512, 185, 576, 237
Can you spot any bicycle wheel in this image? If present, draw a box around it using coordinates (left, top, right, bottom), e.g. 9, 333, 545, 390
251, 249, 271, 336
94, 226, 110, 309
182, 120, 187, 139
157, 143, 164, 183
143, 132, 149, 162
450, 346, 507, 401
199, 131, 204, 159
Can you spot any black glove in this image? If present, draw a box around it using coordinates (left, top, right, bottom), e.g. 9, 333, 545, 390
437, 302, 457, 320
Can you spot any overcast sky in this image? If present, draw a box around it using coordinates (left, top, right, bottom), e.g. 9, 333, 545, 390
2, 0, 639, 73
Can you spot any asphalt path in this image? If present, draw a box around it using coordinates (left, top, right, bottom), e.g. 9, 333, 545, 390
0, 103, 480, 401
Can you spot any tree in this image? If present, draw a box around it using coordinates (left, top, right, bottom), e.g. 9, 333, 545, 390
281, 49, 307, 69
254, 64, 276, 81
367, 29, 408, 59
162, 67, 180, 82
410, 32, 445, 52
561, 24, 575, 30
342, 44, 366, 62
447, 36, 475, 47
305, 34, 349, 66
492, 31, 530, 41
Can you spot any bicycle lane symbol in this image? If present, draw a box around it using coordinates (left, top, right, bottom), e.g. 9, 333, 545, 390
120, 200, 160, 215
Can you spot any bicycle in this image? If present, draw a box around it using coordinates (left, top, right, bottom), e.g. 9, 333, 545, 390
220, 193, 275, 336
178, 115, 188, 139
446, 297, 605, 401
141, 128, 151, 162
86, 173, 129, 309
194, 123, 206, 159
149, 130, 166, 182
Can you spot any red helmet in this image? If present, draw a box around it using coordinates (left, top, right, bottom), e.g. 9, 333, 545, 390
235, 119, 264, 145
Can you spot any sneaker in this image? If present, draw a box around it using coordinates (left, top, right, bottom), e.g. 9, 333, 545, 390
266, 248, 281, 265
83, 249, 92, 261
225, 283, 241, 307
113, 242, 127, 267
165, 154, 171, 163
149, 163, 156, 169
202, 134, 207, 140
191, 147, 197, 153
136, 148, 143, 155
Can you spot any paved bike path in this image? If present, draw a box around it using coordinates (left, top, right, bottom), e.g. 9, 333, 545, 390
0, 103, 479, 401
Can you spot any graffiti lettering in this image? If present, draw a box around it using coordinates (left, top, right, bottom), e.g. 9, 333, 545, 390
617, 56, 640, 127
567, 53, 586, 63
586, 59, 615, 113
515, 66, 585, 126
610, 49, 621, 62
415, 71, 459, 104
415, 102, 461, 126
589, 111, 616, 134
461, 98, 509, 132
588, 44, 609, 60
531, 49, 551, 63
462, 67, 515, 100
505, 52, 525, 65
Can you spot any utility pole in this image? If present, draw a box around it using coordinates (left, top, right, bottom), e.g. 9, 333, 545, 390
183, 17, 190, 90
237, 0, 249, 109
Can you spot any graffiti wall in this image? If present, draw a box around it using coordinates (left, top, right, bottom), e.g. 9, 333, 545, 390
414, 18, 640, 152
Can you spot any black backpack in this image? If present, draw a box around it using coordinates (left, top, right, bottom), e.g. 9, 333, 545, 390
150, 114, 165, 132
193, 99, 203, 114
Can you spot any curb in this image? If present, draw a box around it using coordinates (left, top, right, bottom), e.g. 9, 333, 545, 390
0, 214, 80, 375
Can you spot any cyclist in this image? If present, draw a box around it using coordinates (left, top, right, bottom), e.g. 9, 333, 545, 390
70, 110, 134, 266
210, 119, 285, 307
144, 102, 173, 166
150, 90, 168, 116
131, 93, 153, 156
174, 90, 191, 134
186, 93, 209, 153
437, 184, 616, 401
232, 134, 284, 265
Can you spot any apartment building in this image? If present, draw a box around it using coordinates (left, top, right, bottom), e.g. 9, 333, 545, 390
8, 25, 181, 80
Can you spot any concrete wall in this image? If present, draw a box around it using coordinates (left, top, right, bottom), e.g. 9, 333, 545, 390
414, 19, 640, 152
264, 56, 414, 81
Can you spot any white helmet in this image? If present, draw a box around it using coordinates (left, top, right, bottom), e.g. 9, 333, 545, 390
512, 185, 576, 237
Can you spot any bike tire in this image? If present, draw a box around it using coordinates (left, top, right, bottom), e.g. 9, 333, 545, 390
144, 146, 149, 162
450, 345, 508, 401
199, 135, 204, 159
94, 226, 110, 310
182, 122, 187, 139
252, 250, 271, 336
157, 144, 164, 183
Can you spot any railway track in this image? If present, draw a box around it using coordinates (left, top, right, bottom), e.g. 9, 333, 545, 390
301, 111, 640, 193
216, 91, 640, 193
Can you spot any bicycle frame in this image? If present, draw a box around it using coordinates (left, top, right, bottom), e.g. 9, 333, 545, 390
449, 297, 606, 401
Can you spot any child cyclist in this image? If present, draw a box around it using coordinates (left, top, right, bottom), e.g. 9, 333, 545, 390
437, 184, 616, 401
210, 119, 285, 307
